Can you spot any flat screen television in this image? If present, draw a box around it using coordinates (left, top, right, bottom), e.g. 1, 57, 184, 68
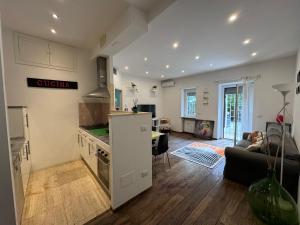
137, 104, 156, 118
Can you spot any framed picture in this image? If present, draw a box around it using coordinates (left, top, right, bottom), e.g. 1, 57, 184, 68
297, 70, 300, 83
194, 120, 214, 140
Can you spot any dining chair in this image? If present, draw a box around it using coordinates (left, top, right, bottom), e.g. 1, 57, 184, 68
152, 134, 171, 176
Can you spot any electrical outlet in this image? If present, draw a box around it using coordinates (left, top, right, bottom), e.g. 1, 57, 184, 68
140, 125, 147, 132
141, 170, 148, 178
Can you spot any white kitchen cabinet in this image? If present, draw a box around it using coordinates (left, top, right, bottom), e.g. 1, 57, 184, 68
20, 142, 31, 193
87, 138, 98, 175
78, 130, 99, 176
15, 34, 50, 66
8, 106, 32, 195
14, 32, 77, 72
49, 42, 77, 71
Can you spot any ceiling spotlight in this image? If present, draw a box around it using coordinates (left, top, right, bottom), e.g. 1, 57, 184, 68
165, 64, 170, 69
251, 52, 257, 57
181, 70, 185, 73
144, 57, 148, 61
209, 63, 213, 67
228, 13, 239, 23
145, 71, 149, 75
243, 39, 251, 45
161, 75, 165, 78
124, 66, 129, 70
195, 55, 200, 60
172, 42, 179, 49
50, 28, 56, 34
52, 13, 59, 20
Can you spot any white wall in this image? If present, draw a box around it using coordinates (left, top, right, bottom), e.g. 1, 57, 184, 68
162, 56, 296, 137
3, 29, 97, 170
113, 72, 163, 118
0, 22, 17, 225
293, 48, 300, 148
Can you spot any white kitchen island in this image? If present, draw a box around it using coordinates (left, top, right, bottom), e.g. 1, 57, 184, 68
78, 112, 152, 210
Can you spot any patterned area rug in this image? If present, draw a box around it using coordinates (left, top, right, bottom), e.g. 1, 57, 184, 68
171, 142, 225, 168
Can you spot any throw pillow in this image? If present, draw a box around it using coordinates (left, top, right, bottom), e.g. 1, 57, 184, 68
247, 141, 262, 152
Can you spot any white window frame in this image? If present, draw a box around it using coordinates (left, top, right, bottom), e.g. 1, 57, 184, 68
182, 88, 197, 118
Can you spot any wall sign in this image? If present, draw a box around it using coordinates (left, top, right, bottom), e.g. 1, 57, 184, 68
27, 78, 78, 89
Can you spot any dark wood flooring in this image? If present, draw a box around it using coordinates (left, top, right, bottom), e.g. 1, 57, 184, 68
87, 132, 264, 225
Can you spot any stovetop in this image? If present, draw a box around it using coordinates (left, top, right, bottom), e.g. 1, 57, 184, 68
80, 125, 110, 145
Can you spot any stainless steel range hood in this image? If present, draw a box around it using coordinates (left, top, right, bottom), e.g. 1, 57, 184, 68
84, 56, 110, 98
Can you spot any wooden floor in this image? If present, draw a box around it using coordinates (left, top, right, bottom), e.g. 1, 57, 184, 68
22, 160, 110, 225
87, 132, 264, 225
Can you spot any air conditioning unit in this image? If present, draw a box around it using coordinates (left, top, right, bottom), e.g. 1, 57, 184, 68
161, 79, 175, 88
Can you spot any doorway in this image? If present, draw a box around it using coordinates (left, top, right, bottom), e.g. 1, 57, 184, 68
218, 81, 254, 142
223, 85, 243, 139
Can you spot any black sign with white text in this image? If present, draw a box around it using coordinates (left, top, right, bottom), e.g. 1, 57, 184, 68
27, 78, 78, 89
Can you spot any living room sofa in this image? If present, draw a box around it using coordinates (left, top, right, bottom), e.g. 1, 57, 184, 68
223, 123, 300, 201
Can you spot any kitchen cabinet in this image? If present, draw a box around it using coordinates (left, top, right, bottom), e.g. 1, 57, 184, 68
16, 34, 49, 66
14, 32, 77, 72
20, 141, 31, 192
8, 106, 32, 195
78, 130, 98, 175
49, 42, 77, 71
87, 138, 98, 175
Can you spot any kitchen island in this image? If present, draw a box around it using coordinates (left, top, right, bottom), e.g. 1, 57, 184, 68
77, 112, 152, 210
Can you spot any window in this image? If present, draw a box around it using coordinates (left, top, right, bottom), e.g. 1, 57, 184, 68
183, 88, 197, 117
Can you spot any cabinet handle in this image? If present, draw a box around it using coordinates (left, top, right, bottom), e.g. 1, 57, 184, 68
25, 144, 29, 160
77, 134, 80, 144
26, 114, 29, 128
88, 143, 90, 155
27, 141, 30, 154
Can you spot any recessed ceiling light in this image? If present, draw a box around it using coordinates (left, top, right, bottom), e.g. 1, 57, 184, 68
165, 64, 170, 69
172, 42, 179, 49
195, 55, 200, 60
251, 52, 257, 57
145, 71, 149, 75
52, 13, 59, 20
50, 28, 56, 34
209, 63, 213, 67
243, 39, 251, 45
124, 66, 129, 70
228, 13, 239, 23
161, 75, 165, 78
144, 57, 148, 61
181, 70, 185, 73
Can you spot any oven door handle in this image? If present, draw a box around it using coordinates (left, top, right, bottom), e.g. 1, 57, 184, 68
95, 154, 110, 166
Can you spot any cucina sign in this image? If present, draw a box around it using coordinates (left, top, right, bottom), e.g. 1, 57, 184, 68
27, 78, 78, 89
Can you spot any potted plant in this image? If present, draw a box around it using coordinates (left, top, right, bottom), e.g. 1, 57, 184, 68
247, 132, 299, 225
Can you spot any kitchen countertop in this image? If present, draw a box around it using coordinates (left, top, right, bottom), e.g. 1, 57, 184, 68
79, 126, 110, 146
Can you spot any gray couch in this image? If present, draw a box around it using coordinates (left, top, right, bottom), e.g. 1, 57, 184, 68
223, 123, 300, 201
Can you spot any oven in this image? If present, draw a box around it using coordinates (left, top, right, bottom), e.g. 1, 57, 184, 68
97, 146, 110, 196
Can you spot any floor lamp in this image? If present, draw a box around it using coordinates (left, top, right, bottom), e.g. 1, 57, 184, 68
272, 83, 292, 185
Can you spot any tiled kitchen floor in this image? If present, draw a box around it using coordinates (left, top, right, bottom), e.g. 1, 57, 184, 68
22, 160, 110, 225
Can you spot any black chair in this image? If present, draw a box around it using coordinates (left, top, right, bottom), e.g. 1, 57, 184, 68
152, 134, 171, 171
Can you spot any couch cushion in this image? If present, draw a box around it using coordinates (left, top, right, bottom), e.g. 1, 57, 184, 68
236, 140, 252, 148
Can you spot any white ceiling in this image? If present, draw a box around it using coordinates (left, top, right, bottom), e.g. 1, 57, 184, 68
113, 0, 300, 80
0, 0, 128, 49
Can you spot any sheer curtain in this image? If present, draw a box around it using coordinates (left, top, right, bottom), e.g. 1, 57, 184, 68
241, 80, 254, 135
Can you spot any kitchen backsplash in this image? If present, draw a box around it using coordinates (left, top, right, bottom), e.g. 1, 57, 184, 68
79, 103, 110, 126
